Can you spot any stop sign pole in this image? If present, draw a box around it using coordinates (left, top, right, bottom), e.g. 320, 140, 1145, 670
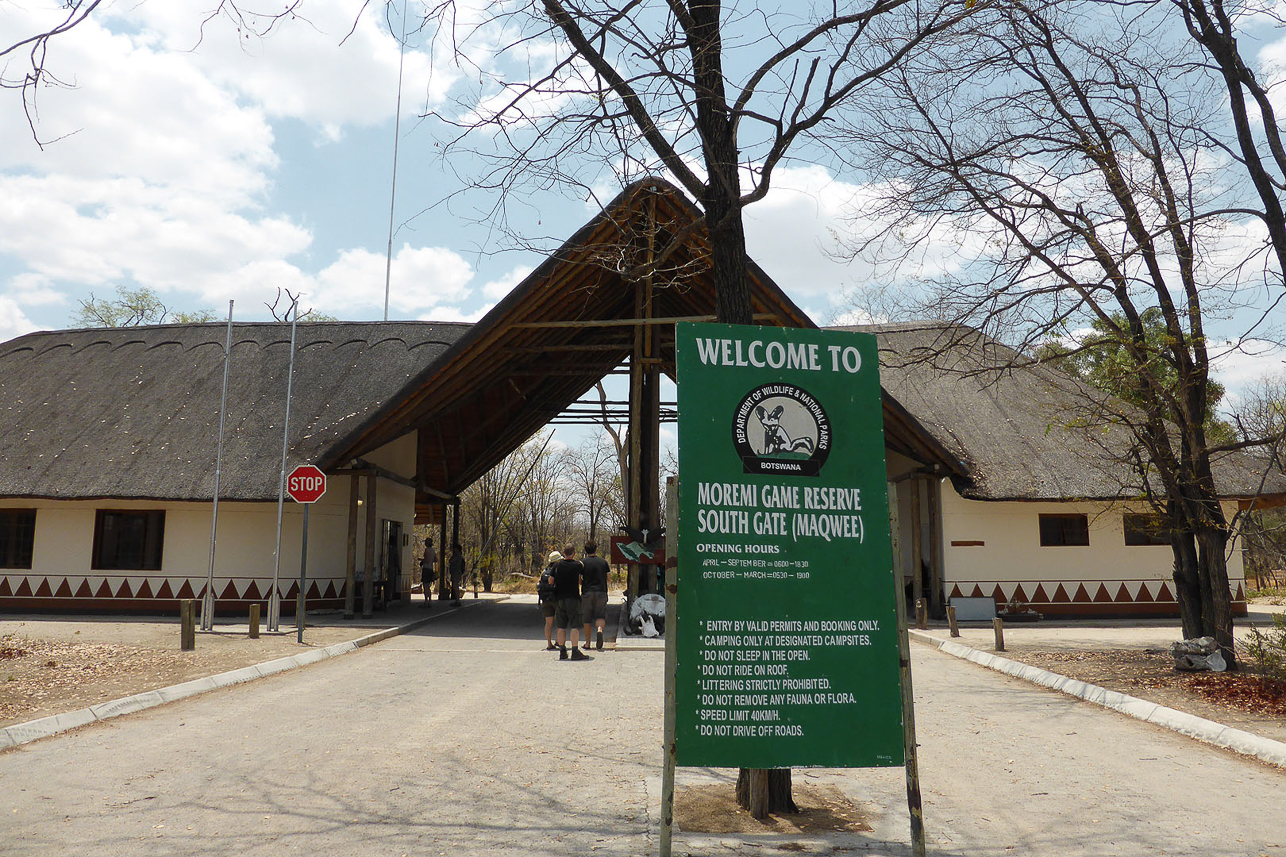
269, 303, 300, 633
287, 464, 327, 643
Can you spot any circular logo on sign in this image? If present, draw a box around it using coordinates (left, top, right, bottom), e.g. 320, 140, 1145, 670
731, 384, 832, 476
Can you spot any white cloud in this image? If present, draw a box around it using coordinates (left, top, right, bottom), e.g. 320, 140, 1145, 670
0, 174, 313, 296
122, 0, 456, 132
0, 16, 276, 198
312, 243, 476, 316
1211, 338, 1286, 395
6, 273, 67, 308
0, 297, 38, 340
742, 166, 881, 308
482, 265, 534, 300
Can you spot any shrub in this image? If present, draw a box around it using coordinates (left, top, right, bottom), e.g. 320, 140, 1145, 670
1239, 614, 1286, 688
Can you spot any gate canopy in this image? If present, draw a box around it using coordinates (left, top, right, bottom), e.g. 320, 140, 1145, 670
319, 178, 963, 511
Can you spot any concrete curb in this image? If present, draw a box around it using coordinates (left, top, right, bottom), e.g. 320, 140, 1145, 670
910, 629, 1286, 769
0, 599, 486, 751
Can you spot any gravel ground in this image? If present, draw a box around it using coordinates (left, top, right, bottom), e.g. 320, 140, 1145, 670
3, 597, 1283, 748
0, 609, 413, 728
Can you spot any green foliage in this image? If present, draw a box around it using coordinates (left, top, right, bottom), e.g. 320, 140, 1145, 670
72, 286, 216, 328
1238, 614, 1286, 688
1038, 308, 1233, 441
1246, 585, 1285, 603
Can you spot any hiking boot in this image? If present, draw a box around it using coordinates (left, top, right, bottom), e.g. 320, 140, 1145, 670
570, 648, 590, 661
559, 646, 569, 660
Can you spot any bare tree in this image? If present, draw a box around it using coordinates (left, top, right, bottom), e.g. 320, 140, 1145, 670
1233, 373, 1286, 589
514, 436, 578, 568
427, 0, 972, 328
563, 431, 624, 542
264, 287, 339, 323
837, 0, 1285, 665
461, 436, 537, 590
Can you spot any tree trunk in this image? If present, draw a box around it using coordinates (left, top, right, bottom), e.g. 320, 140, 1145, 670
1170, 523, 1202, 640
735, 768, 798, 819
688, 0, 791, 814
1196, 524, 1237, 669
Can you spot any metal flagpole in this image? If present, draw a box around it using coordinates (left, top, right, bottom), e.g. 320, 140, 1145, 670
201, 301, 235, 631
382, 0, 409, 322
269, 299, 300, 632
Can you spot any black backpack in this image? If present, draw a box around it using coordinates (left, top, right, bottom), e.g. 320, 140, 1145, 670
537, 567, 556, 602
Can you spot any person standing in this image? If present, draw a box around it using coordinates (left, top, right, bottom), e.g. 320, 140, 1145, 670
537, 550, 561, 650
419, 538, 436, 608
448, 543, 465, 607
580, 540, 610, 651
552, 544, 588, 661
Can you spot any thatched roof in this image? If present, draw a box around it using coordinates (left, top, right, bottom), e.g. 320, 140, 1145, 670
322, 178, 820, 495
0, 322, 469, 501
840, 322, 1286, 502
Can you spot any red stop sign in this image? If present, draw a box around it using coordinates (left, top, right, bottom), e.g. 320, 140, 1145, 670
286, 464, 327, 503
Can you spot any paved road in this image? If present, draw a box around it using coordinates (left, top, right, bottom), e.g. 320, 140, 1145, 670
3, 599, 1284, 856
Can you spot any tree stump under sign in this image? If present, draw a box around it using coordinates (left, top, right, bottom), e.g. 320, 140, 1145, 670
736, 768, 798, 819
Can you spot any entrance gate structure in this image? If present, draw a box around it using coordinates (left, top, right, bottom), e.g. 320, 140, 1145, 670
320, 178, 962, 607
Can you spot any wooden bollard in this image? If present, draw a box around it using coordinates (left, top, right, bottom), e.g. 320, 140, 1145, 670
947, 605, 960, 637
180, 599, 195, 651
993, 617, 1005, 652
915, 598, 928, 630
249, 603, 260, 639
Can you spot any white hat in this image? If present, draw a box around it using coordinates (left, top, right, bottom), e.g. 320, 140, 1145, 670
547, 550, 563, 564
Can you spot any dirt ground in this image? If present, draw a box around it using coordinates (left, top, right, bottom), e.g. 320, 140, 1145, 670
0, 613, 372, 728
675, 782, 873, 835
1010, 645, 1286, 743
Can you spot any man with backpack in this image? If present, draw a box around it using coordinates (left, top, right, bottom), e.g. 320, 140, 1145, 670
538, 551, 560, 650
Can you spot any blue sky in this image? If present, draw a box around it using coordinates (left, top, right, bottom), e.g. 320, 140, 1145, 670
1, 0, 1282, 410
0, 0, 869, 337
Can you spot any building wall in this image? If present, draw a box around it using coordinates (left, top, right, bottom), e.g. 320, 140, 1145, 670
358, 431, 417, 599
0, 433, 419, 613
938, 483, 1247, 617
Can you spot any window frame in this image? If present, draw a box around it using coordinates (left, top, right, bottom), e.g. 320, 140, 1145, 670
1038, 513, 1090, 547
92, 509, 166, 571
1123, 512, 1171, 547
0, 509, 37, 569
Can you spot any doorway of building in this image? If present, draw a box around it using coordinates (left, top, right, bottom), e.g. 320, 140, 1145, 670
383, 519, 403, 602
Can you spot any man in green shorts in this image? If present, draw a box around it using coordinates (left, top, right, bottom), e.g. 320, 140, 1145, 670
580, 540, 610, 651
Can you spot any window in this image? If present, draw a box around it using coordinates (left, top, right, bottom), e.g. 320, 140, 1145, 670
1124, 513, 1171, 546
1039, 513, 1089, 547
93, 510, 165, 570
0, 510, 36, 569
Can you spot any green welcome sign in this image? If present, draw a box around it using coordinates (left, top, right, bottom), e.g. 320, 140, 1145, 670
675, 323, 904, 769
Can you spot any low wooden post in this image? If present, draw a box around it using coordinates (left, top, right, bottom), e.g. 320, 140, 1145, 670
915, 598, 928, 630
947, 605, 959, 638
993, 617, 1005, 652
180, 599, 195, 651
249, 603, 260, 639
